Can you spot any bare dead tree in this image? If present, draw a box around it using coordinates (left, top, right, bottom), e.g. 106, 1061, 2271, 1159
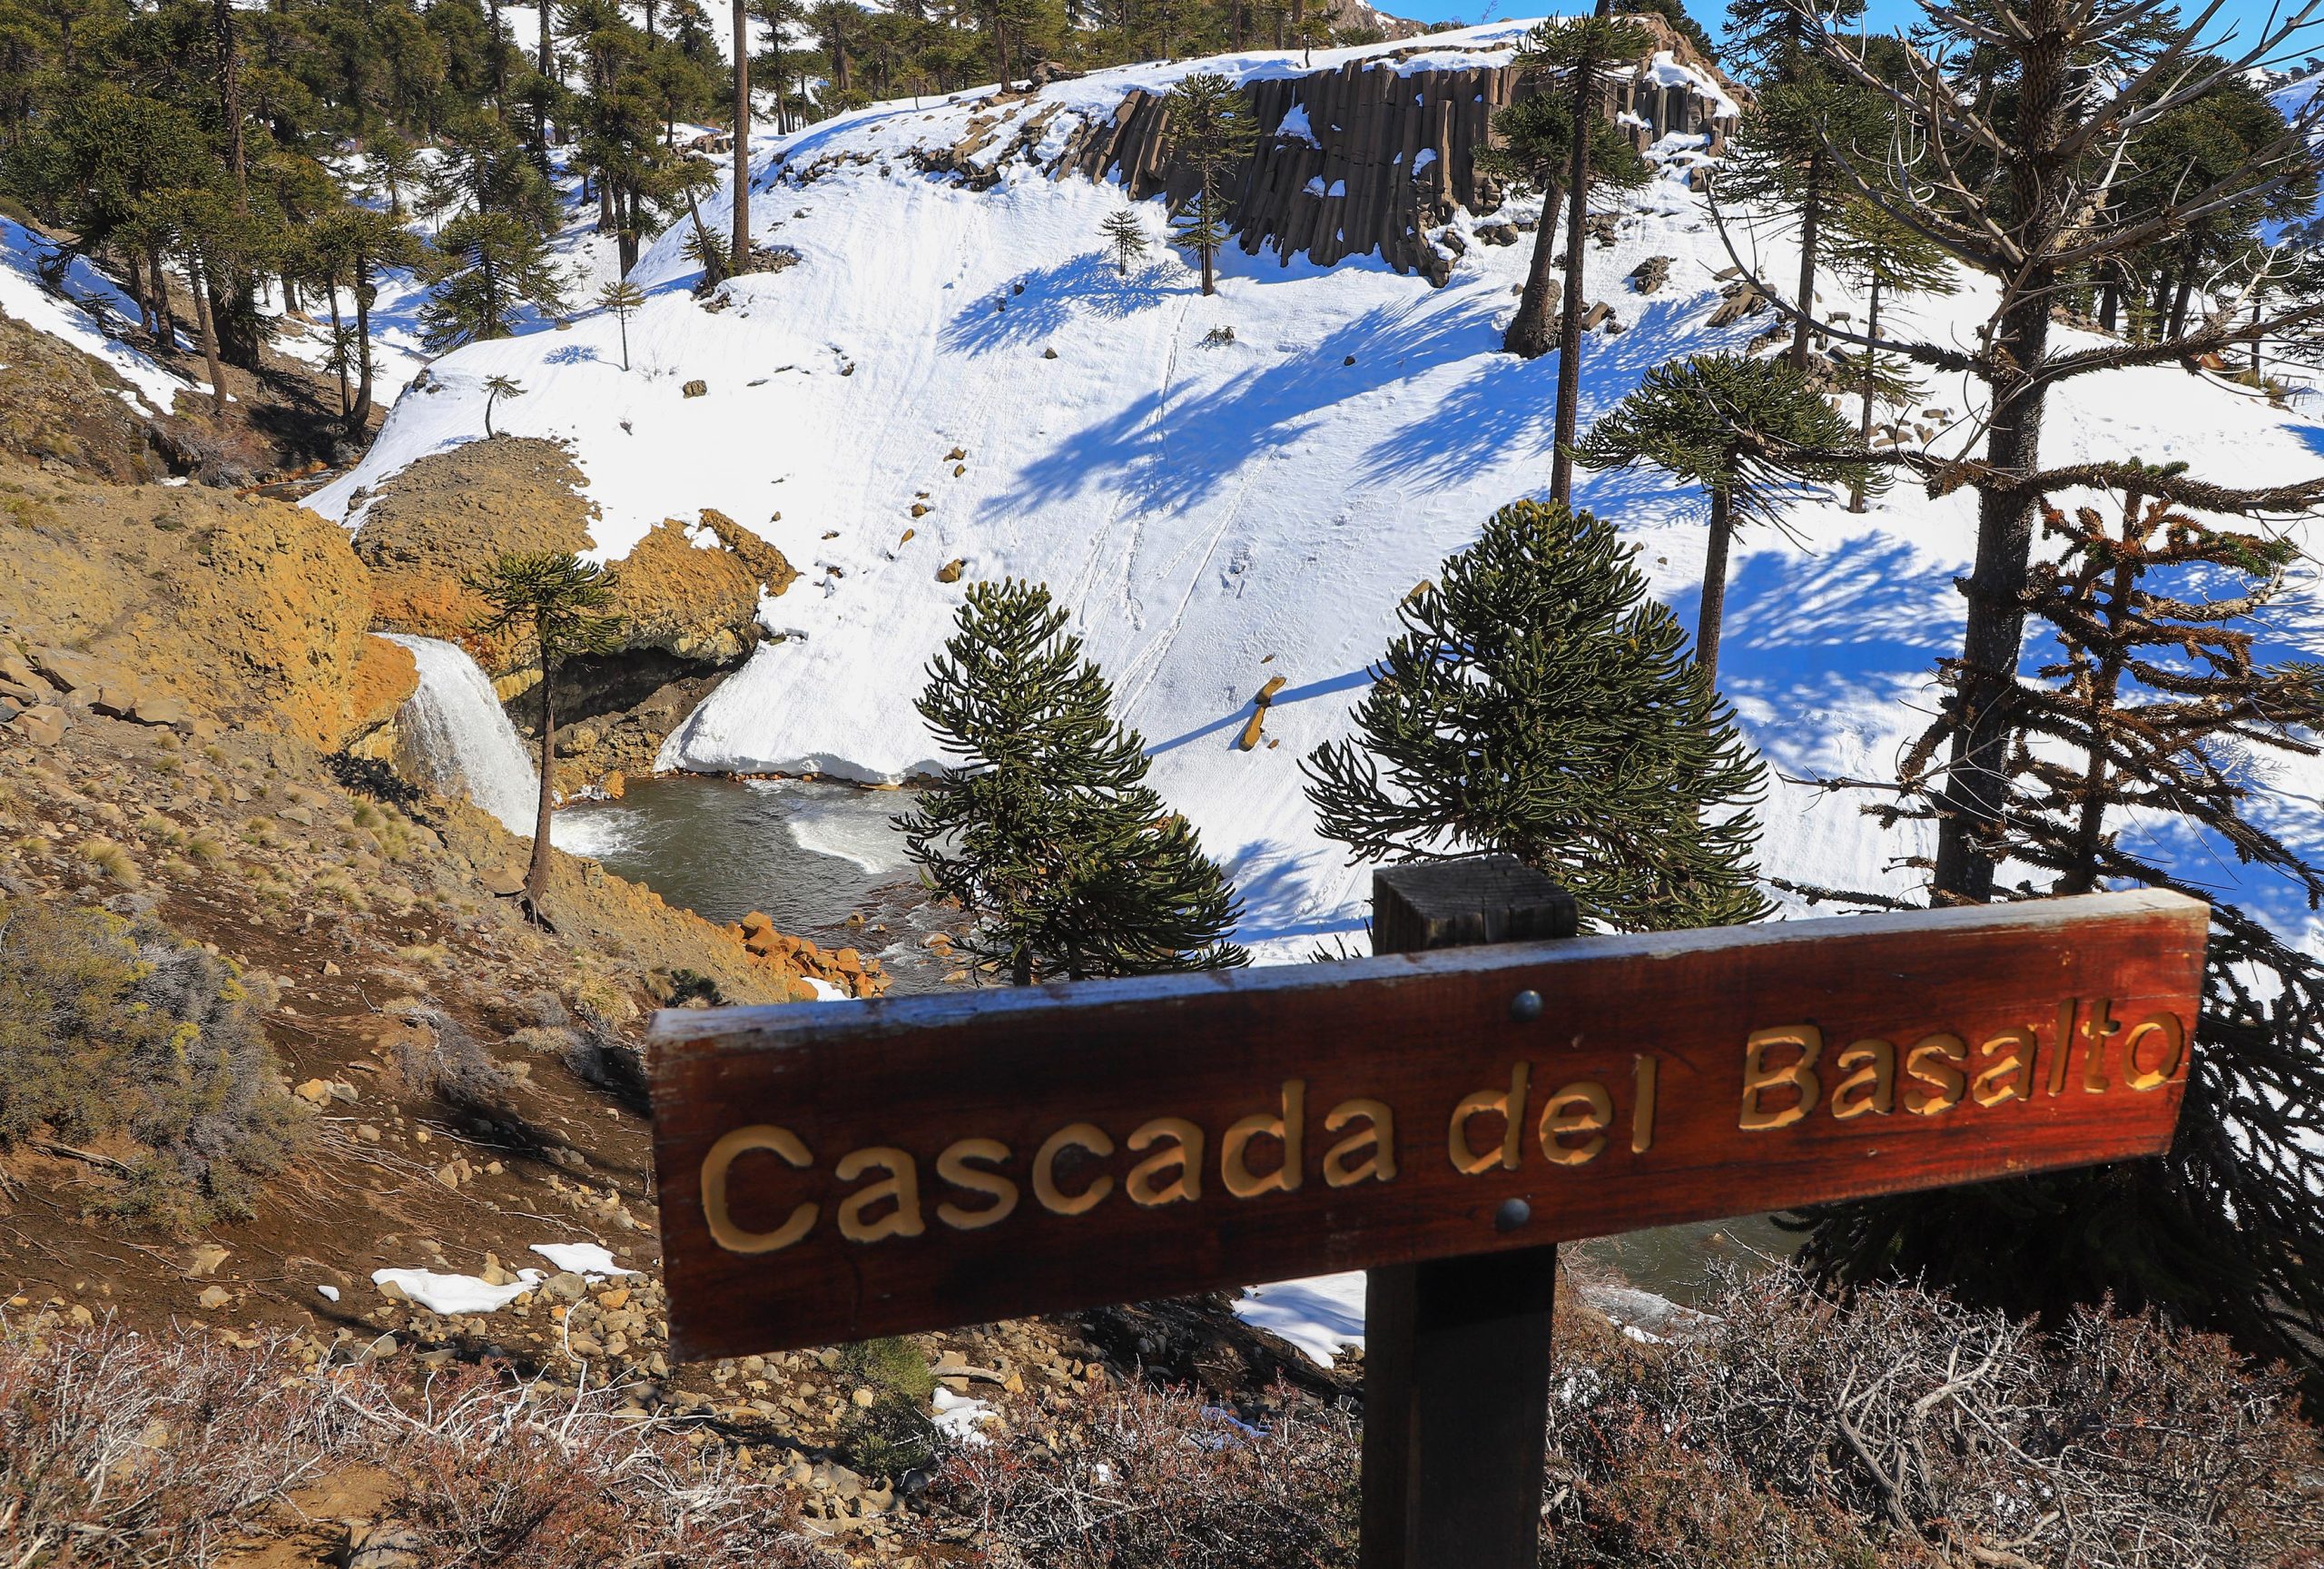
1709, 0, 2324, 903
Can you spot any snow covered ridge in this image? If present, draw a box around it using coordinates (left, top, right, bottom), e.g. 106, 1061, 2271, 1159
310, 32, 2324, 962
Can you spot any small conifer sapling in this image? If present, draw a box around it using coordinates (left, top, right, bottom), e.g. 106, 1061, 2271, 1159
466, 552, 626, 920
1100, 206, 1148, 277
898, 579, 1248, 984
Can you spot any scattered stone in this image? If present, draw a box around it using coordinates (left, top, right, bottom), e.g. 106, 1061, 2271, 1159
197, 1284, 232, 1310
1628, 255, 1672, 294
13, 706, 66, 746
1041, 347, 1058, 359
1473, 222, 1521, 247
937, 558, 966, 584
944, 447, 966, 462
294, 1078, 333, 1105
681, 379, 708, 398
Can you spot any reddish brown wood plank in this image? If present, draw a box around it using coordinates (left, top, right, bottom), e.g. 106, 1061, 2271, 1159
648, 890, 2208, 1362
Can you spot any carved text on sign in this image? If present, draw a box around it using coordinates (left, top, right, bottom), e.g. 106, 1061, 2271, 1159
699, 993, 2191, 1256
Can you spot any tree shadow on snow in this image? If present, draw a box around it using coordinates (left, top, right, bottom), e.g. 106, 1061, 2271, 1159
939, 251, 1175, 352
1220, 841, 1370, 947
1006, 292, 1514, 514
1355, 296, 1720, 491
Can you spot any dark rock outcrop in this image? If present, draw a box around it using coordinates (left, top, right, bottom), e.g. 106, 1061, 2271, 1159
1055, 20, 1737, 281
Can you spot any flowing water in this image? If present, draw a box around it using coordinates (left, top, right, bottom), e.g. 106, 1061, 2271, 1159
383, 634, 539, 837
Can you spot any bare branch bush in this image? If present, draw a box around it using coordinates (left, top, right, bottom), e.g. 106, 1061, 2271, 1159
0, 1319, 840, 1568
928, 1377, 1361, 1567
0, 1317, 369, 1565
1542, 1263, 2324, 1569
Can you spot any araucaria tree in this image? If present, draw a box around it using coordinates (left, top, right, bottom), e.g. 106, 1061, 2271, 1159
1745, 0, 2324, 1390
481, 374, 526, 438
1160, 71, 1256, 296
466, 552, 626, 919
1820, 197, 1955, 511
1713, 70, 1892, 371
1100, 206, 1148, 276
897, 580, 1248, 985
1521, 15, 1650, 503
1575, 352, 1876, 687
1480, 74, 1649, 361
597, 279, 646, 370
1756, 0, 2324, 903
1304, 499, 1771, 933
422, 212, 569, 350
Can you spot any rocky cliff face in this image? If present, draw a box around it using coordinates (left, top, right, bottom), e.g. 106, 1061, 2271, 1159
1055, 18, 1735, 281
0, 467, 414, 750
349, 438, 797, 792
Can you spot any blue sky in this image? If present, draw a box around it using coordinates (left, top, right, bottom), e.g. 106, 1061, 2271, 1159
1389, 0, 2323, 59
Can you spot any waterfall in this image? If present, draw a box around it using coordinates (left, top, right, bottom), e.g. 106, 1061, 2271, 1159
383, 634, 540, 836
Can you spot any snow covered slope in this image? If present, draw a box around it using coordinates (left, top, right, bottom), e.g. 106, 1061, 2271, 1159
0, 216, 197, 412
309, 25, 2324, 957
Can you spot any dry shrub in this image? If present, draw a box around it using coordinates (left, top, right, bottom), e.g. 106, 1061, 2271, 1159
0, 900, 300, 1225
928, 1378, 1361, 1567
386, 1003, 515, 1113
374, 1362, 840, 1568
0, 1319, 363, 1565
1542, 1265, 2324, 1569
0, 1320, 841, 1569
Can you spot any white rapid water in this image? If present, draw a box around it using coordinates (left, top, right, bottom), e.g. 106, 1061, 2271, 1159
382, 634, 540, 836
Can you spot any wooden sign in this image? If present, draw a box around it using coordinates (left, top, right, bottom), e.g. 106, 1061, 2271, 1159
648, 887, 2206, 1363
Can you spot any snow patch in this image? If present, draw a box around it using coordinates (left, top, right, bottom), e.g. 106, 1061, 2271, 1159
1236, 1272, 1366, 1366
531, 1242, 635, 1277
373, 1267, 546, 1315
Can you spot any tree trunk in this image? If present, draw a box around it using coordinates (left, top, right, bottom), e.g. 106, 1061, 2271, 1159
1788, 147, 1821, 370
1932, 284, 2052, 901
191, 261, 229, 418
2060, 504, 2138, 895
733, 0, 751, 276
1548, 54, 1598, 504
2098, 271, 2119, 333
2167, 242, 2197, 341
1502, 178, 1562, 359
1930, 0, 2069, 904
212, 0, 248, 203
1850, 276, 1878, 513
2251, 296, 2263, 378
125, 250, 152, 338
148, 238, 175, 347
1696, 481, 1734, 689
1011, 945, 1033, 986
326, 281, 349, 416
213, 277, 263, 370
351, 262, 376, 427
525, 653, 557, 916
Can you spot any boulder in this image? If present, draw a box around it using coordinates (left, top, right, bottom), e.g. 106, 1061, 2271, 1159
937, 558, 967, 584
682, 379, 708, 399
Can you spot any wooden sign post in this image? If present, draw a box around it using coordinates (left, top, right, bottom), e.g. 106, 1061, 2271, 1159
647, 870, 2208, 1565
